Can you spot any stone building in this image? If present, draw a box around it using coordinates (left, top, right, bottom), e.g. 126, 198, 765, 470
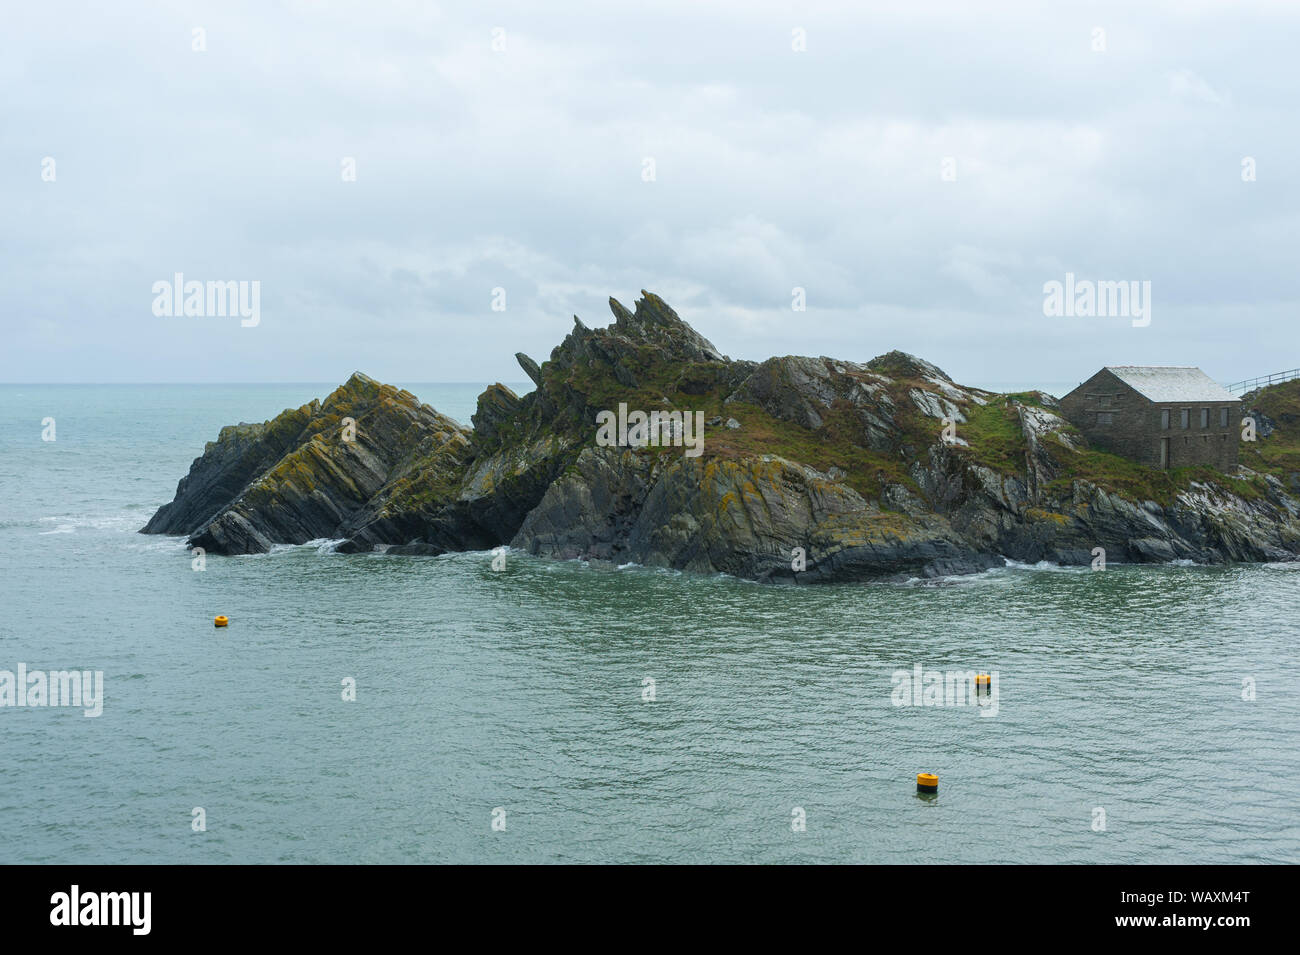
1060, 366, 1240, 470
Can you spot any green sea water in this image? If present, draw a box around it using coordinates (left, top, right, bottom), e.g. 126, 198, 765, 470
1, 384, 1297, 864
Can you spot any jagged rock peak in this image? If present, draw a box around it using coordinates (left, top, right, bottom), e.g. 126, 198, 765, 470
142, 301, 1300, 576
866, 350, 951, 382
339, 370, 382, 395
515, 352, 543, 387
604, 291, 727, 363
320, 371, 419, 413
472, 383, 521, 443
140, 373, 468, 550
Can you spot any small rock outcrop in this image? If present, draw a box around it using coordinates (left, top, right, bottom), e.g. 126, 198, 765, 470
142, 293, 1300, 579
145, 373, 470, 554
514, 354, 543, 388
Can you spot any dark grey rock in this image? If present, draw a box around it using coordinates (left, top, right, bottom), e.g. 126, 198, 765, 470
144, 294, 1300, 580
515, 353, 543, 388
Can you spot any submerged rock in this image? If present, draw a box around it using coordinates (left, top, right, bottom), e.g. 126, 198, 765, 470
143, 293, 1300, 578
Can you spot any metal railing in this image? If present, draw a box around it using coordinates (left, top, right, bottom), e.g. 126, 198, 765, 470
1224, 368, 1300, 395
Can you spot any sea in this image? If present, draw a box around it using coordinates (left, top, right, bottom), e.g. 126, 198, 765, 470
1, 383, 1297, 863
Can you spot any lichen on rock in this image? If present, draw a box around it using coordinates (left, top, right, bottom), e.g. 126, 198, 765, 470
143, 294, 1300, 579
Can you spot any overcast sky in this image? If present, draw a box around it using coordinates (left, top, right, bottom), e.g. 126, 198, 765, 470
4, 1, 1297, 389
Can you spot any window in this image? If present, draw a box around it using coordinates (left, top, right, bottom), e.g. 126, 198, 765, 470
1161, 410, 1170, 430
1200, 408, 1209, 429
1220, 407, 1229, 428
1181, 409, 1190, 429
1096, 412, 1113, 425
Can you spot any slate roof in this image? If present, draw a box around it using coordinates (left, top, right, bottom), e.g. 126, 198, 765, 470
1104, 366, 1237, 403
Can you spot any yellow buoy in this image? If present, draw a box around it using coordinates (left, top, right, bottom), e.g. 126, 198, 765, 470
975, 673, 991, 695
916, 772, 938, 793
214, 615, 228, 628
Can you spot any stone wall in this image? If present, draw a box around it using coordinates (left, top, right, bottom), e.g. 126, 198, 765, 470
1061, 369, 1239, 470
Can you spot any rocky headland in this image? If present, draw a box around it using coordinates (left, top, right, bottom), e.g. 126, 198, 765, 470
142, 293, 1300, 582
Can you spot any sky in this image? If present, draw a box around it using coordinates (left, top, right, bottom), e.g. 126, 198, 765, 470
3, 0, 1298, 390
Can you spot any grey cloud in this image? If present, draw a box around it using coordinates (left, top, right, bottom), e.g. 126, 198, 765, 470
3, 0, 1299, 389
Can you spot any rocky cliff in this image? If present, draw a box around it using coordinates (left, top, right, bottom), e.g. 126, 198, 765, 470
143, 292, 1300, 581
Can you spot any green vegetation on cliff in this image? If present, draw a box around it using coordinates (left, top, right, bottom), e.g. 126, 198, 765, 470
144, 293, 1300, 577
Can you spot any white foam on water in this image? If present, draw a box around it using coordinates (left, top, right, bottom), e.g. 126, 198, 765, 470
999, 557, 1091, 573
897, 566, 1007, 587
124, 534, 189, 554
248, 538, 350, 557
307, 538, 348, 555
35, 512, 147, 534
